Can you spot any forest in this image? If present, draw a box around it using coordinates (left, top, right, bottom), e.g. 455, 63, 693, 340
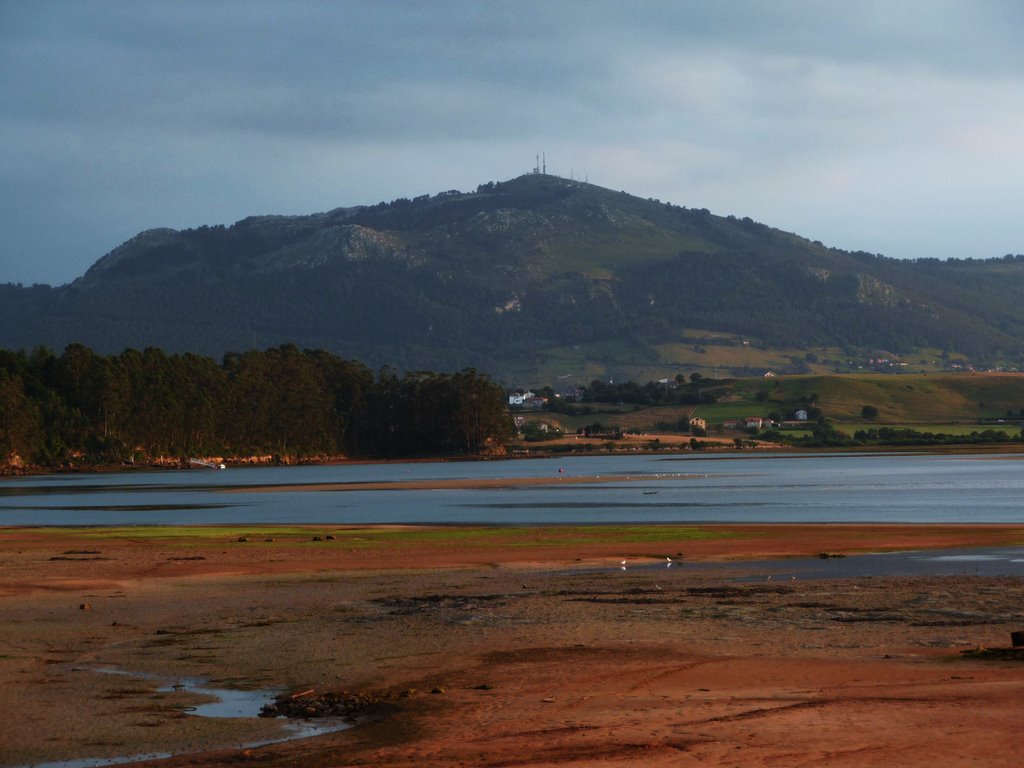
0, 344, 514, 469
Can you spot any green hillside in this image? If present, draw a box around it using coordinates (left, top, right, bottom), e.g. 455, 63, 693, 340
3, 173, 1024, 382
742, 374, 1024, 423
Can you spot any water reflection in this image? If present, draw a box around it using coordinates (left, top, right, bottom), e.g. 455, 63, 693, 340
615, 546, 1024, 581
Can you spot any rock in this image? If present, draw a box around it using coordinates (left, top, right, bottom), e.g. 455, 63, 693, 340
79, 603, 91, 610
261, 689, 389, 719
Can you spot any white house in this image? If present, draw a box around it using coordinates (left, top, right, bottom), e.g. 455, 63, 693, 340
508, 390, 535, 407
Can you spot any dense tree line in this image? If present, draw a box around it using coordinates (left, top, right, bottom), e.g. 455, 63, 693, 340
0, 345, 514, 468
576, 377, 721, 406
763, 423, 1024, 448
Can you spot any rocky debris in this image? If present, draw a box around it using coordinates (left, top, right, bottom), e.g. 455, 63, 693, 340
960, 646, 1024, 661
961, 630, 1024, 659
259, 689, 389, 719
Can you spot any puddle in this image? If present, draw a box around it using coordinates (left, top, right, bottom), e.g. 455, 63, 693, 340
19, 667, 349, 768
600, 546, 1024, 581
157, 676, 274, 718
734, 547, 1024, 580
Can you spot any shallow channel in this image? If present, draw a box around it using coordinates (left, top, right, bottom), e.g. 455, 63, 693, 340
19, 667, 349, 768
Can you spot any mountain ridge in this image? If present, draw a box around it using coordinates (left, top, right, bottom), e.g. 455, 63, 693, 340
3, 173, 1024, 382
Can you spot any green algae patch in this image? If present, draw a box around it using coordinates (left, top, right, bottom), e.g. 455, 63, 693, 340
5, 524, 735, 550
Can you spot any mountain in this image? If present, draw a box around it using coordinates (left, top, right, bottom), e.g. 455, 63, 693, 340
3, 173, 1024, 382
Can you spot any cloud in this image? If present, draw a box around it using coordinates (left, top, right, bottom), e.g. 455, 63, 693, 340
3, 1, 1024, 285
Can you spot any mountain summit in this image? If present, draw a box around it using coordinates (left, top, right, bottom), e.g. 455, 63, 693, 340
3, 174, 1024, 380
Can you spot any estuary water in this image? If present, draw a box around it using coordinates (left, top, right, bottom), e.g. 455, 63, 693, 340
0, 451, 1022, 527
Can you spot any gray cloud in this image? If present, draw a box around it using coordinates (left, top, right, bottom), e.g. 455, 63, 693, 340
3, 1, 1024, 285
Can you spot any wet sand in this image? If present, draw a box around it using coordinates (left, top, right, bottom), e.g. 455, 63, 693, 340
2, 523, 1024, 767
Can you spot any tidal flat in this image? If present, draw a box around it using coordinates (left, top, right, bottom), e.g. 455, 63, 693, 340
2, 523, 1024, 767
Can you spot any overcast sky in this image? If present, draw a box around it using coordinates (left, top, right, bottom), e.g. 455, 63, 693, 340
4, 1, 1024, 286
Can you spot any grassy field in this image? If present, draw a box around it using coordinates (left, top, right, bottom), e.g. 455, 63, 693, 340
766, 373, 1024, 422
517, 372, 1024, 441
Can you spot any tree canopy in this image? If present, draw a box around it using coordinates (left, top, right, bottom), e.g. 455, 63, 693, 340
0, 344, 514, 468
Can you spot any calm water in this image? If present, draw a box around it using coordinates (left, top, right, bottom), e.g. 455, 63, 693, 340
0, 452, 1022, 526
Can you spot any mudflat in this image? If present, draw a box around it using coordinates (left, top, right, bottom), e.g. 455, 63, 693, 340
2, 523, 1023, 767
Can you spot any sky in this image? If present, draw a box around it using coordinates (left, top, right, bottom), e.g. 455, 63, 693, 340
4, 1, 1024, 286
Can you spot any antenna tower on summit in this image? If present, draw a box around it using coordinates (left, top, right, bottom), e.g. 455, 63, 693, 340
532, 153, 548, 175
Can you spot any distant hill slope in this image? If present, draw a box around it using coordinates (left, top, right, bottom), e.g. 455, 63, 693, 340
3, 173, 1024, 381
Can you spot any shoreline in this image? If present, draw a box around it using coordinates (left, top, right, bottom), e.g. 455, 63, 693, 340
5, 440, 1024, 479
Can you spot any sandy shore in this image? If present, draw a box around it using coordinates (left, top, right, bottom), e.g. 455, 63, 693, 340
2, 524, 1023, 767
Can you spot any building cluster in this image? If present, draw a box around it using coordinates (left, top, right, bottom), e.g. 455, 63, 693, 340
508, 390, 549, 410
